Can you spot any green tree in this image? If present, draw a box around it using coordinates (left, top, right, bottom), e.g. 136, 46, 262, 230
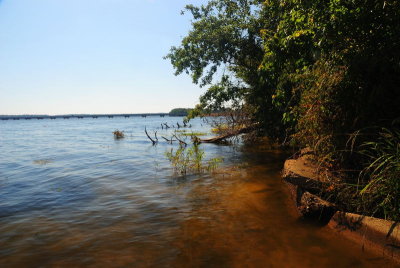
168, 0, 400, 146
165, 0, 267, 122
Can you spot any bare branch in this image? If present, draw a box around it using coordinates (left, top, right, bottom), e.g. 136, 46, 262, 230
173, 134, 187, 146
162, 136, 176, 144
145, 127, 157, 145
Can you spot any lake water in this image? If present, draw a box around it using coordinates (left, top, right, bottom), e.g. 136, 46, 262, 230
0, 117, 394, 267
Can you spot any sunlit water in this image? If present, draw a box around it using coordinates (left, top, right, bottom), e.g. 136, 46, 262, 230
0, 117, 394, 267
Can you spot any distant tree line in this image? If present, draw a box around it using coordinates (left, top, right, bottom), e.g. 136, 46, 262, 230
169, 108, 193, 116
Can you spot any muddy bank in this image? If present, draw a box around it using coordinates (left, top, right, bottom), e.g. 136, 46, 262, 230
283, 153, 400, 264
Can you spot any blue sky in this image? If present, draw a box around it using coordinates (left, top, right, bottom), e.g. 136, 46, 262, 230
0, 0, 207, 115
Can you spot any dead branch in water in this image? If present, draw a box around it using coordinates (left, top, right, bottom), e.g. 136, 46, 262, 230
145, 127, 157, 145
191, 135, 201, 145
172, 134, 187, 146
154, 131, 158, 143
162, 136, 176, 144
200, 124, 257, 143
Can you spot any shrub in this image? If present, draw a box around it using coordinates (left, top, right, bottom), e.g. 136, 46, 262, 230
292, 62, 347, 165
357, 128, 400, 220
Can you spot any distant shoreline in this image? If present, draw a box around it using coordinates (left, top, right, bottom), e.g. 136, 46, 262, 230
0, 113, 177, 120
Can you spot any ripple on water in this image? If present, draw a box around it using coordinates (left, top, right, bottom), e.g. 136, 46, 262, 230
0, 118, 396, 267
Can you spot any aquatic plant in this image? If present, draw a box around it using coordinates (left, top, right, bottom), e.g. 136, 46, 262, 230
165, 143, 223, 175
113, 130, 125, 139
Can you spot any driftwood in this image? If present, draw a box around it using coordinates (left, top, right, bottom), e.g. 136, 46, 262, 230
200, 124, 256, 143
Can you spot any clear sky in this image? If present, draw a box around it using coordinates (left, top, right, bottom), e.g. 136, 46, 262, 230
0, 0, 207, 115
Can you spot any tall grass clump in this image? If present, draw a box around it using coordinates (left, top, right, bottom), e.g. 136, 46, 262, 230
165, 143, 223, 175
357, 128, 400, 220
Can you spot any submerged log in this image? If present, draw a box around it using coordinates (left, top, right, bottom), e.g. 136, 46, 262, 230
200, 124, 256, 143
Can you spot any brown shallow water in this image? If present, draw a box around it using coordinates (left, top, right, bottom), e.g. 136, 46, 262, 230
0, 142, 395, 267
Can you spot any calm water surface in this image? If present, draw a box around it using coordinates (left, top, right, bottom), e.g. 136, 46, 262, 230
0, 117, 394, 267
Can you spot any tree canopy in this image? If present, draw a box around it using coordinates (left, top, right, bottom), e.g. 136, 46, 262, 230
167, 0, 400, 141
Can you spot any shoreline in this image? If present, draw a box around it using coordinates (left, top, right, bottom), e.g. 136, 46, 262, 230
282, 153, 400, 264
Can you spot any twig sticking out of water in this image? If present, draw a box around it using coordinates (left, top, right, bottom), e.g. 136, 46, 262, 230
173, 134, 187, 147
154, 131, 158, 143
162, 136, 176, 144
145, 127, 157, 145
